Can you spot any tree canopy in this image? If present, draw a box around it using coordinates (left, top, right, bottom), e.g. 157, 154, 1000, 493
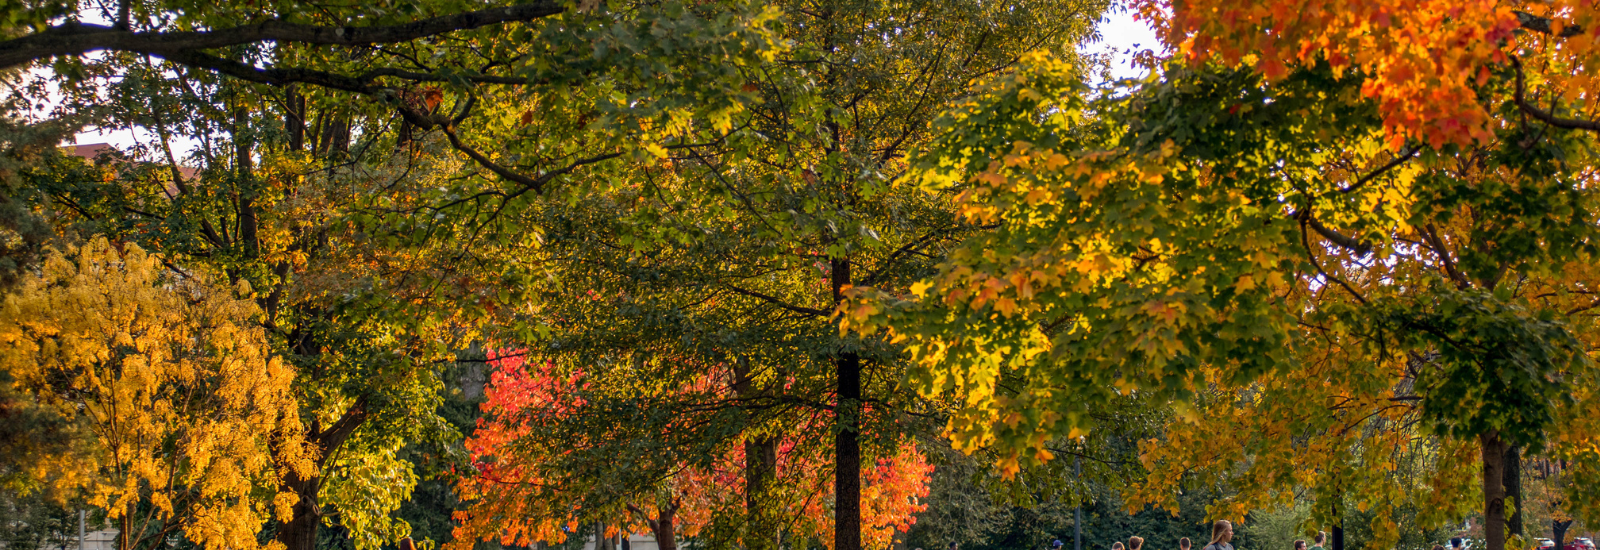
6, 1, 1600, 550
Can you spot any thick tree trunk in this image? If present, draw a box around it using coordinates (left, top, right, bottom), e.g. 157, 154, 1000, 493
1482, 431, 1509, 550
656, 509, 678, 550
279, 402, 365, 550
834, 350, 861, 550
634, 502, 679, 550
275, 473, 321, 550
595, 523, 615, 550
1554, 520, 1573, 548
1504, 445, 1524, 539
831, 257, 861, 550
1332, 526, 1343, 550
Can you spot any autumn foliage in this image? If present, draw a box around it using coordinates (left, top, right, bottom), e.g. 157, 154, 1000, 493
0, 238, 313, 550
1137, 0, 1600, 149
452, 350, 931, 550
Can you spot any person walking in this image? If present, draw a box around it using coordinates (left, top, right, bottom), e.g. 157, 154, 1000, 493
1202, 520, 1234, 550
1131, 537, 1145, 550
1296, 541, 1307, 550
1181, 537, 1192, 550
1113, 542, 1126, 550
1311, 532, 1327, 550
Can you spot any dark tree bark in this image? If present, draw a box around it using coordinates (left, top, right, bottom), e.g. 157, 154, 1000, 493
274, 473, 321, 550
285, 85, 306, 153
1482, 431, 1510, 550
1505, 445, 1524, 539
276, 400, 367, 550
233, 104, 258, 258
629, 501, 679, 550
1554, 520, 1574, 549
831, 257, 861, 550
1330, 489, 1345, 550
0, 3, 564, 70
734, 357, 781, 550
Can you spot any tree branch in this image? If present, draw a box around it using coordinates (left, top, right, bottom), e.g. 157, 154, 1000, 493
0, 2, 564, 70
314, 398, 370, 467
1336, 146, 1420, 194
1510, 55, 1600, 132
1290, 208, 1374, 256
1515, 11, 1586, 38
722, 284, 829, 317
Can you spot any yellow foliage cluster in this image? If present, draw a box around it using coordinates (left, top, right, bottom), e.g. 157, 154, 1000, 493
0, 238, 313, 550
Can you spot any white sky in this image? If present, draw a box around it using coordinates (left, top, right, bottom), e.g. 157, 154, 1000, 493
1081, 7, 1162, 81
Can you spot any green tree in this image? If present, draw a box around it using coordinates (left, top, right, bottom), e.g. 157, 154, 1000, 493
437, 2, 1109, 549
15, 2, 789, 550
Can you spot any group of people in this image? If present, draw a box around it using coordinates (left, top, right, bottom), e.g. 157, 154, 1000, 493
1022, 519, 1336, 550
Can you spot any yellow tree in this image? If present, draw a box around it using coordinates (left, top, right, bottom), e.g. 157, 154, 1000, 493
0, 238, 313, 550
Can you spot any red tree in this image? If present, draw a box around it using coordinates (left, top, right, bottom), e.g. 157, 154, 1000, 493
451, 350, 930, 550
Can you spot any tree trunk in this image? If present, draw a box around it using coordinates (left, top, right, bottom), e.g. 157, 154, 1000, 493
831, 257, 861, 550
1505, 445, 1524, 539
1331, 491, 1344, 550
117, 505, 131, 550
653, 505, 679, 550
735, 357, 781, 550
1482, 431, 1509, 550
745, 436, 780, 549
234, 106, 259, 259
285, 85, 306, 152
1554, 520, 1573, 548
595, 523, 615, 550
275, 473, 321, 550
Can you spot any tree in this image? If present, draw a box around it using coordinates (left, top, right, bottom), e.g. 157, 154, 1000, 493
13, 0, 796, 544
437, 1, 1109, 548
451, 350, 933, 550
0, 237, 314, 550
843, 24, 1600, 550
1122, 0, 1600, 544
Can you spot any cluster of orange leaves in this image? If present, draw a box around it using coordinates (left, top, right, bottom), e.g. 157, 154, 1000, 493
1136, 0, 1600, 149
452, 350, 931, 550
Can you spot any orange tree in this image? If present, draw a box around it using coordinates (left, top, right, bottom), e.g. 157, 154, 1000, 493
450, 350, 932, 550
842, 14, 1600, 547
